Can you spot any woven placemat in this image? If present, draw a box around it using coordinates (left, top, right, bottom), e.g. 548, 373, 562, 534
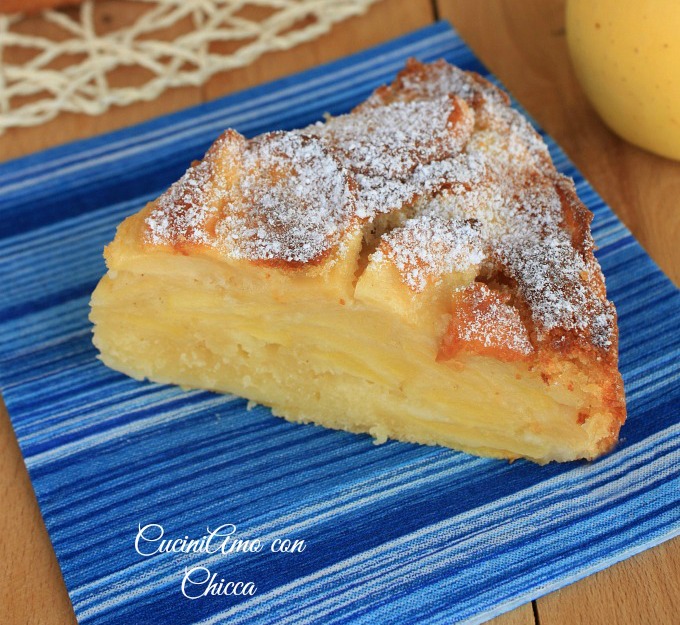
0, 0, 379, 133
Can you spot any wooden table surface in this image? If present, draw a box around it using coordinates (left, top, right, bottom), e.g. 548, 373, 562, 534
1, 1, 678, 624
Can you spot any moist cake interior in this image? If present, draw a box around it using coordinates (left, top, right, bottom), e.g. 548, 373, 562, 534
90, 59, 626, 463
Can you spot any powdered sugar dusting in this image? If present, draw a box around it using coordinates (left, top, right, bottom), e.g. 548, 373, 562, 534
377, 61, 615, 350
302, 94, 476, 219
219, 133, 355, 264
143, 59, 616, 352
146, 133, 241, 246
146, 89, 476, 265
376, 215, 484, 292
444, 283, 534, 358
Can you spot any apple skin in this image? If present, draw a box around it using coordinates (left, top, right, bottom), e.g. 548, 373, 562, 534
567, 0, 680, 161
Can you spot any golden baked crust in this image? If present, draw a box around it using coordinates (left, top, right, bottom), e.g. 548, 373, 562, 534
90, 59, 626, 463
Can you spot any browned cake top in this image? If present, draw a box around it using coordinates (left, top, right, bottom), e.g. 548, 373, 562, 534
144, 59, 617, 357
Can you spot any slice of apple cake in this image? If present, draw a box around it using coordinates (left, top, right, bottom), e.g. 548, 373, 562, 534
90, 59, 626, 463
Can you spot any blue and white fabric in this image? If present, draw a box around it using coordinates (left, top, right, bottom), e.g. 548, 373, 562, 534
0, 21, 678, 625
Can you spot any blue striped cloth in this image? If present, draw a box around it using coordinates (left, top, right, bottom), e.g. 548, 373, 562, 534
1, 22, 678, 625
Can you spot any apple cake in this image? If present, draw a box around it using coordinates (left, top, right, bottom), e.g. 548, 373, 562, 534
90, 59, 626, 463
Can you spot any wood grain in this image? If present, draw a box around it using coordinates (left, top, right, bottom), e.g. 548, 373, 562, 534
0, 0, 84, 15
437, 0, 680, 286
437, 1, 680, 623
0, 0, 434, 163
537, 538, 680, 625
0, 1, 203, 162
488, 603, 536, 625
204, 0, 434, 101
0, 399, 77, 625
0, 1, 678, 624
0, 2, 434, 625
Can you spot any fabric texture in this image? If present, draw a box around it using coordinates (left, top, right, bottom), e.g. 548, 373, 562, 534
0, 22, 678, 625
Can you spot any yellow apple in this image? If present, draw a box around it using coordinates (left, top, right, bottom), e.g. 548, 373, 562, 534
567, 0, 680, 160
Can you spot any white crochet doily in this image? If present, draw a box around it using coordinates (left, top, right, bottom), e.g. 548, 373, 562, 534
0, 0, 380, 134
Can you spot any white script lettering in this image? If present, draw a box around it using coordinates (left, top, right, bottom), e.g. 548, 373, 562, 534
181, 566, 257, 599
135, 523, 263, 557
